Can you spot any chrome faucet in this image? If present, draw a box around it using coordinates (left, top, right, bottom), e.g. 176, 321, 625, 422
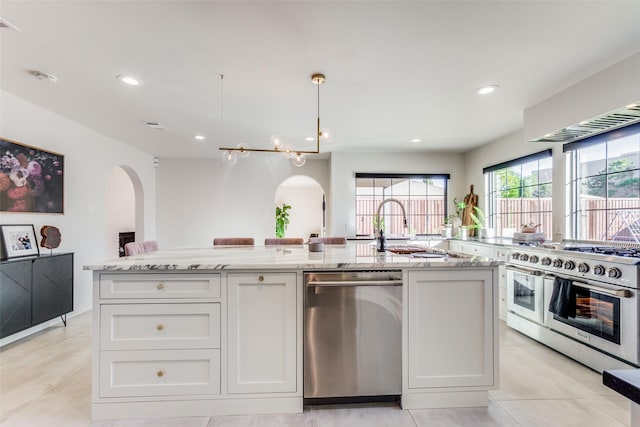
375, 198, 408, 252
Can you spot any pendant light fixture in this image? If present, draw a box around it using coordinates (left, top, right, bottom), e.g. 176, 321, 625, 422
219, 73, 330, 167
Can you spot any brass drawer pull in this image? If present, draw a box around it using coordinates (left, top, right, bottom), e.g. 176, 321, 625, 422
258, 275, 264, 282
156, 324, 164, 331
157, 370, 164, 378
157, 283, 165, 290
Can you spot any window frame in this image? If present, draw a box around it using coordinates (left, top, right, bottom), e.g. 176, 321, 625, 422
564, 122, 640, 242
355, 173, 450, 237
483, 150, 553, 238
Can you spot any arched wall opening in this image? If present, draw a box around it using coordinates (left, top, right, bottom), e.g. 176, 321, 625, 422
274, 175, 325, 240
105, 166, 145, 257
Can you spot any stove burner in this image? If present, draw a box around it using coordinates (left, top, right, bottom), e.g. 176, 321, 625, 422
564, 246, 640, 258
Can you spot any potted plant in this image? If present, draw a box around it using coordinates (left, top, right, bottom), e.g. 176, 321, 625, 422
275, 203, 291, 238
469, 206, 495, 239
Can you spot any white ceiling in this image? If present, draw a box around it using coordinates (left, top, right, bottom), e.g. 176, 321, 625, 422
1, 1, 640, 159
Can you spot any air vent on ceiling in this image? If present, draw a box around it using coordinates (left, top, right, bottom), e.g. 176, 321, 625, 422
0, 16, 20, 31
29, 70, 58, 83
143, 122, 167, 130
529, 102, 640, 143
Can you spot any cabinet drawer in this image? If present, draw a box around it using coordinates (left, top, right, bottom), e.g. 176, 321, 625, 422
100, 274, 220, 299
99, 349, 220, 397
463, 243, 494, 258
495, 248, 510, 261
100, 303, 220, 350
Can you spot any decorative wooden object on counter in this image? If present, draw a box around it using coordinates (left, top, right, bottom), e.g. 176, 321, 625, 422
462, 184, 478, 237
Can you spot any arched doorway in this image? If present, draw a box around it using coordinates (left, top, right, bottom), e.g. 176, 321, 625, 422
105, 166, 144, 257
275, 175, 325, 240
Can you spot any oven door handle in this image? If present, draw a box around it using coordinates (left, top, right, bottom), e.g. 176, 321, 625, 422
506, 265, 543, 276
544, 274, 633, 298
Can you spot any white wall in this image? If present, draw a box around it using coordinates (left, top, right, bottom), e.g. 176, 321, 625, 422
329, 151, 467, 236
156, 156, 329, 248
0, 91, 156, 344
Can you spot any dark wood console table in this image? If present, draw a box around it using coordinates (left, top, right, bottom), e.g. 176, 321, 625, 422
0, 253, 73, 339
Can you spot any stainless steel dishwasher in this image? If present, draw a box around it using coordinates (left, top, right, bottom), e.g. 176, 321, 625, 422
304, 270, 402, 401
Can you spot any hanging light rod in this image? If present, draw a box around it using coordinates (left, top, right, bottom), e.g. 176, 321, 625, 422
219, 73, 330, 167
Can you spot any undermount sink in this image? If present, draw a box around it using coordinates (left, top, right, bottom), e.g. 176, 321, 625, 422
385, 245, 463, 258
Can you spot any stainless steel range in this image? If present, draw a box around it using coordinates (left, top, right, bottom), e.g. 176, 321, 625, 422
506, 244, 639, 372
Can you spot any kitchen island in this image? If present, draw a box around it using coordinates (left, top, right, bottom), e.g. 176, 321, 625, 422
84, 243, 500, 420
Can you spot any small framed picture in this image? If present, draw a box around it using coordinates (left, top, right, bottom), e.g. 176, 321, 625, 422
0, 224, 40, 259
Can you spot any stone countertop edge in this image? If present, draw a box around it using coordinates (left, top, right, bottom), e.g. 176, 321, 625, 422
83, 244, 502, 271
603, 369, 640, 405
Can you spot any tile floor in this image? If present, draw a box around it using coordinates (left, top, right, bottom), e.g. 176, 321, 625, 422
0, 311, 630, 427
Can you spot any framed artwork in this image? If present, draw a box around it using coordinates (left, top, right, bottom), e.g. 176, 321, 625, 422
0, 137, 64, 213
0, 224, 40, 259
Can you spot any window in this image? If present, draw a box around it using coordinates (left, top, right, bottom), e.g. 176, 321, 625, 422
355, 173, 449, 236
564, 122, 640, 242
484, 150, 553, 238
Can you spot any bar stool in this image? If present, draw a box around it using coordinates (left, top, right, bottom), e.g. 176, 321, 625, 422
213, 237, 255, 246
264, 237, 304, 245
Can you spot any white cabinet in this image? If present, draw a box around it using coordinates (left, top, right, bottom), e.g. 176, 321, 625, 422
100, 303, 220, 350
100, 273, 220, 299
99, 349, 220, 397
227, 272, 297, 394
447, 242, 509, 321
406, 269, 496, 390
449, 241, 494, 258
494, 248, 510, 321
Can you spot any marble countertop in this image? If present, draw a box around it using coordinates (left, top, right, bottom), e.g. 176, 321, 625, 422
603, 369, 640, 405
83, 242, 501, 271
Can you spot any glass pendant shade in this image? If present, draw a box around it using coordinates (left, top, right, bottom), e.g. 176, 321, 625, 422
290, 153, 306, 167
270, 135, 283, 150
221, 150, 238, 166
320, 128, 332, 143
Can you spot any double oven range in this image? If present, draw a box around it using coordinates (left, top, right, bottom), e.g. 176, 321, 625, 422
506, 244, 639, 372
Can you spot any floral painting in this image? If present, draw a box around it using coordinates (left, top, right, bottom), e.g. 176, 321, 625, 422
0, 138, 64, 213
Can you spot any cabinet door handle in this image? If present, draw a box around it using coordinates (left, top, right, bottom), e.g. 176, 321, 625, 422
156, 324, 164, 331
258, 275, 264, 282
157, 370, 164, 378
157, 283, 165, 290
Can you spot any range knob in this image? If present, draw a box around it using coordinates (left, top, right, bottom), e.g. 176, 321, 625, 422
607, 267, 622, 279
541, 257, 552, 266
563, 260, 576, 270
511, 252, 520, 260
529, 255, 539, 264
553, 259, 563, 268
578, 263, 589, 273
519, 254, 529, 261
593, 265, 606, 276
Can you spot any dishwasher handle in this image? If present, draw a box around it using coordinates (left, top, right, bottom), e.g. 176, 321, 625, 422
307, 279, 403, 287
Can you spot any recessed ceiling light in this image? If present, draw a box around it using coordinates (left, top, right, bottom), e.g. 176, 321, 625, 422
305, 137, 315, 141
194, 135, 206, 141
117, 75, 142, 86
411, 138, 421, 143
477, 85, 499, 95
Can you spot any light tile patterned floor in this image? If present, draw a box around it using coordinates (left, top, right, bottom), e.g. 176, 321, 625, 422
0, 311, 630, 427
